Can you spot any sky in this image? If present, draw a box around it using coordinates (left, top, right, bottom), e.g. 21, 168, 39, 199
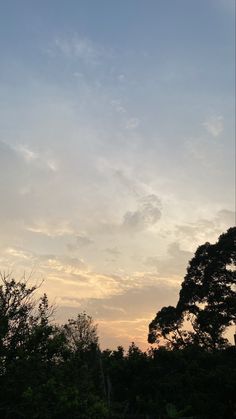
0, 0, 235, 350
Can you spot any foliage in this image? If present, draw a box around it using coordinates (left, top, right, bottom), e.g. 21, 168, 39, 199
0, 274, 107, 418
101, 344, 236, 418
63, 312, 98, 352
148, 227, 236, 350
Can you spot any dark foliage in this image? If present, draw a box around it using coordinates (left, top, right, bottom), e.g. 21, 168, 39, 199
149, 227, 236, 350
0, 274, 108, 418
101, 344, 236, 418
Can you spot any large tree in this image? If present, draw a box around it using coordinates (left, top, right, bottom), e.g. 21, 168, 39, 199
0, 274, 109, 418
148, 227, 236, 349
0, 273, 58, 366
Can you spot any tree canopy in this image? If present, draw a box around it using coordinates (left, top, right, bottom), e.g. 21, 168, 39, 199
0, 274, 106, 418
148, 227, 236, 349
63, 312, 98, 352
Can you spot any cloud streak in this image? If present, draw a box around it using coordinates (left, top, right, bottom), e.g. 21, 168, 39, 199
203, 115, 224, 137
49, 35, 108, 66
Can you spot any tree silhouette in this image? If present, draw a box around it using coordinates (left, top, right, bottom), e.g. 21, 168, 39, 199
63, 312, 99, 352
0, 275, 108, 418
148, 227, 236, 349
0, 274, 57, 366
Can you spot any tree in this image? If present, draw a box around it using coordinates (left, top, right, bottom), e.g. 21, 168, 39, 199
63, 312, 99, 352
0, 275, 109, 418
0, 273, 57, 365
148, 306, 190, 349
0, 274, 66, 418
148, 227, 236, 349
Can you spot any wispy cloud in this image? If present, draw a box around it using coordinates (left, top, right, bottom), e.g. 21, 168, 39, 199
111, 100, 126, 114
145, 242, 193, 277
175, 209, 235, 249
122, 194, 162, 232
125, 117, 140, 130
27, 220, 74, 237
49, 35, 107, 65
47, 159, 59, 172
15, 144, 59, 172
117, 74, 126, 82
203, 115, 224, 137
0, 246, 124, 300
17, 145, 38, 162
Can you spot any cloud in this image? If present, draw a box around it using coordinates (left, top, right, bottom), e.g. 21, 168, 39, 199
4, 247, 34, 261
117, 74, 125, 82
111, 100, 126, 114
17, 145, 38, 162
67, 234, 94, 251
0, 140, 24, 177
50, 36, 106, 65
113, 171, 139, 197
0, 246, 124, 301
27, 220, 74, 237
56, 268, 181, 350
72, 281, 178, 322
15, 144, 59, 172
100, 304, 126, 314
125, 117, 140, 129
104, 247, 121, 257
57, 296, 82, 308
70, 282, 180, 349
215, 209, 235, 226
41, 255, 87, 274
122, 194, 162, 231
145, 242, 192, 277
175, 209, 235, 250
0, 248, 87, 275
97, 317, 152, 350
47, 159, 58, 172
0, 141, 36, 222
76, 234, 94, 246
203, 115, 224, 137
0, 239, 181, 351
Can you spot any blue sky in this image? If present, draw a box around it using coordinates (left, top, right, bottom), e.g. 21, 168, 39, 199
0, 0, 235, 349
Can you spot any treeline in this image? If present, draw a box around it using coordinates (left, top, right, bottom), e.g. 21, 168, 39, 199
0, 274, 235, 419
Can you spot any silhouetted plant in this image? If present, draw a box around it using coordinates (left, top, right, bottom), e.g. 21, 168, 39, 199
148, 227, 236, 350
